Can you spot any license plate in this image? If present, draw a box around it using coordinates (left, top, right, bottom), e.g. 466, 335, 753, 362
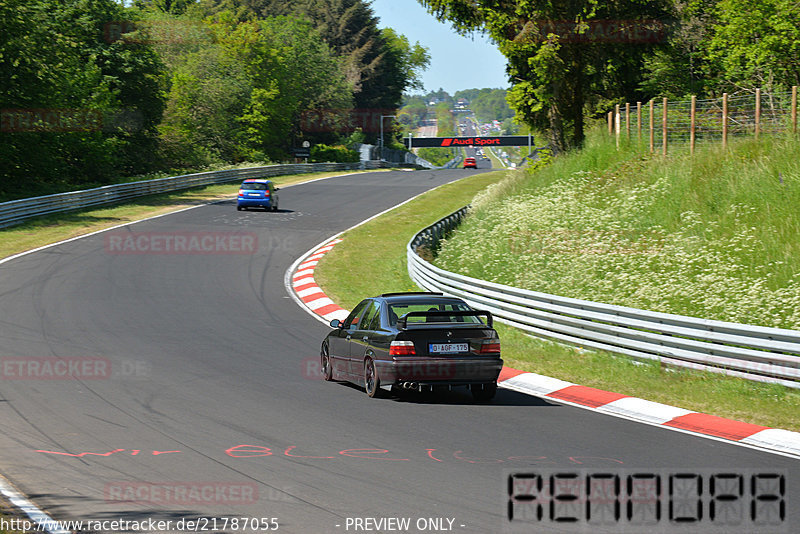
429, 343, 468, 354
248, 193, 260, 196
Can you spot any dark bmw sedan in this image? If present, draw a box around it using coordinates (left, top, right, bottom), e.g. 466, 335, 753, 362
321, 292, 503, 401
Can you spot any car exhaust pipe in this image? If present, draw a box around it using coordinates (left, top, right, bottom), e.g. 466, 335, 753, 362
402, 382, 419, 390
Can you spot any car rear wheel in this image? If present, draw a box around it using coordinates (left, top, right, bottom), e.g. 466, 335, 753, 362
364, 357, 381, 398
271, 200, 278, 212
321, 343, 333, 381
237, 206, 244, 211
471, 382, 497, 402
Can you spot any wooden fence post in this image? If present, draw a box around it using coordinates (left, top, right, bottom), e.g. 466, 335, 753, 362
662, 97, 668, 155
755, 88, 761, 139
649, 99, 654, 153
608, 111, 613, 135
625, 102, 631, 137
615, 104, 621, 148
690, 95, 696, 155
637, 101, 642, 141
722, 92, 728, 149
792, 86, 797, 135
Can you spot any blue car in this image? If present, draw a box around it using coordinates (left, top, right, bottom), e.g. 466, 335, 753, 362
237, 179, 280, 211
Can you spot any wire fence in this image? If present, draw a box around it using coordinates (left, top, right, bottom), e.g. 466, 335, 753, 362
608, 87, 799, 154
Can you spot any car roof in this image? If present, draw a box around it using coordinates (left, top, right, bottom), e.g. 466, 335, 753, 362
374, 292, 467, 305
241, 178, 272, 184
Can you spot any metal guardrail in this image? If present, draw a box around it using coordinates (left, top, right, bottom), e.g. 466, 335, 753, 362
408, 207, 800, 389
0, 161, 386, 229
442, 155, 462, 169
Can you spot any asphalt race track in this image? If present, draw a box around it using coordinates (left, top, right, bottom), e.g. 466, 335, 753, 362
0, 168, 797, 534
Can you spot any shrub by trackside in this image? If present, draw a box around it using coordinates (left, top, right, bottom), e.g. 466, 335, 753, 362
310, 144, 360, 163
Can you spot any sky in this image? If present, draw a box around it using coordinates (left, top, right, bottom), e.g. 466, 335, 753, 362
369, 0, 509, 95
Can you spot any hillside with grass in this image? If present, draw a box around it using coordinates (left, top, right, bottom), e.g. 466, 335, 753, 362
434, 133, 800, 330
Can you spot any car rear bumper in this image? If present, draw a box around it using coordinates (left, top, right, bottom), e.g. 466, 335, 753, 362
237, 198, 273, 208
377, 357, 503, 385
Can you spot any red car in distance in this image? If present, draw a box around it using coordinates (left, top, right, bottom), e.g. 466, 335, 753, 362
462, 157, 477, 169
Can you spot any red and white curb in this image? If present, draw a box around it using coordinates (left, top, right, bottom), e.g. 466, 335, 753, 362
289, 238, 350, 323
498, 368, 800, 459
288, 238, 800, 460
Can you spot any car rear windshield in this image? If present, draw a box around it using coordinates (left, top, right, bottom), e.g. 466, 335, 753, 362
241, 183, 268, 190
389, 302, 484, 325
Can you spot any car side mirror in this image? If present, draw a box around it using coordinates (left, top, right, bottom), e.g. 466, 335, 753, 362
330, 319, 343, 329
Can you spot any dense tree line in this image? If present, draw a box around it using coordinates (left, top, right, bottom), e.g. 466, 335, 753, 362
420, 0, 800, 152
0, 0, 428, 200
454, 88, 513, 123
399, 88, 512, 129
0, 0, 164, 199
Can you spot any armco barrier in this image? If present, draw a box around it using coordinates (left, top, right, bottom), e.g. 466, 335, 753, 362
408, 207, 800, 389
0, 161, 386, 229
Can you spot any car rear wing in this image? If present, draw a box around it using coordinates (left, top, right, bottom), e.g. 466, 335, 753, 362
397, 310, 493, 330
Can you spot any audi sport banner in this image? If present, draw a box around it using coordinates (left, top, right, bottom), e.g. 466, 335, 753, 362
404, 136, 531, 148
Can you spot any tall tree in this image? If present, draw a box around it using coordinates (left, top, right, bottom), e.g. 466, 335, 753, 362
209, 13, 353, 159
380, 28, 431, 95
639, 0, 716, 98
0, 0, 165, 198
196, 0, 429, 141
419, 0, 671, 151
133, 0, 197, 14
158, 44, 252, 165
706, 0, 800, 90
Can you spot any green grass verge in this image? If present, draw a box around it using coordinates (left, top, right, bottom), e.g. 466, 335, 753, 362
437, 131, 800, 330
0, 169, 387, 261
314, 170, 509, 306
484, 146, 506, 169
314, 166, 800, 432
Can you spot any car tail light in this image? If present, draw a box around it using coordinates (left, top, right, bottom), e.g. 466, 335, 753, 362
479, 340, 501, 354
264, 190, 270, 197
238, 190, 244, 197
390, 340, 415, 356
